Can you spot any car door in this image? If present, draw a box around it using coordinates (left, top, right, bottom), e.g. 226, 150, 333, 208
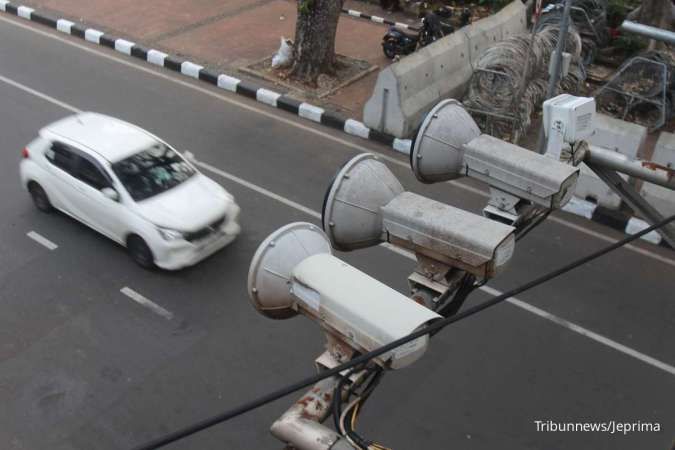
70, 154, 128, 243
42, 141, 87, 219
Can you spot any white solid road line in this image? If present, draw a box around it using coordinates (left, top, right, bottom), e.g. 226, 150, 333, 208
0, 45, 673, 376
481, 286, 675, 377
0, 73, 80, 113
197, 161, 675, 378
1, 14, 672, 267
26, 230, 58, 250
120, 287, 173, 320
194, 161, 321, 219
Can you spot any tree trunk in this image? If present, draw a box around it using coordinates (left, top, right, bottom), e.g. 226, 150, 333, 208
290, 0, 344, 83
635, 0, 674, 50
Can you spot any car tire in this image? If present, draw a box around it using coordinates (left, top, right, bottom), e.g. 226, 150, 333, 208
127, 235, 155, 269
28, 182, 53, 212
382, 41, 397, 59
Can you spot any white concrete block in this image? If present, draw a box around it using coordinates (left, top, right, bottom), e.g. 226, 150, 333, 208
114, 39, 135, 55
344, 119, 370, 139
562, 196, 597, 219
180, 61, 203, 78
393, 138, 412, 155
84, 28, 104, 44
217, 74, 240, 92
298, 103, 324, 123
147, 49, 168, 66
0, 1, 8, 12
17, 6, 33, 19
56, 19, 74, 34
625, 217, 662, 245
256, 88, 281, 107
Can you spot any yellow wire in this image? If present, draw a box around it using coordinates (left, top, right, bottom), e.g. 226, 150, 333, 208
369, 444, 392, 450
351, 402, 361, 430
350, 402, 392, 450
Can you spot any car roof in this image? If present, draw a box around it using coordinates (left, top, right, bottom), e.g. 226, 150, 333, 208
40, 112, 159, 162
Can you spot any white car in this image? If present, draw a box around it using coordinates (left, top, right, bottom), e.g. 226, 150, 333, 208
20, 113, 241, 269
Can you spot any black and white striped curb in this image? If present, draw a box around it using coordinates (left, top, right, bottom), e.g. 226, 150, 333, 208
341, 8, 420, 31
562, 197, 672, 248
0, 1, 412, 155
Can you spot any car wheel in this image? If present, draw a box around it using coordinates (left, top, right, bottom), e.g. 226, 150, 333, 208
127, 235, 155, 269
382, 41, 397, 59
28, 182, 53, 212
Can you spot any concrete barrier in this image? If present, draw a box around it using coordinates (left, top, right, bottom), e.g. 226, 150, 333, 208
574, 114, 646, 209
363, 1, 526, 138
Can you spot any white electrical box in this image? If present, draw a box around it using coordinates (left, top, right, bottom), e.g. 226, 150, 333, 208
543, 94, 596, 142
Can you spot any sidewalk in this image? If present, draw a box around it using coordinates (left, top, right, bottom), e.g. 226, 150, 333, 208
18, 0, 418, 118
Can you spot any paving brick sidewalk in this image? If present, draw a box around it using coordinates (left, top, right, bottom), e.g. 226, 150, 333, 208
17, 0, 418, 118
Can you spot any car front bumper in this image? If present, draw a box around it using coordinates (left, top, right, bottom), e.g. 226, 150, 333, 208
153, 219, 241, 270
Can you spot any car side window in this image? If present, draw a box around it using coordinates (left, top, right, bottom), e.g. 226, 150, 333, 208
74, 157, 111, 190
45, 142, 77, 175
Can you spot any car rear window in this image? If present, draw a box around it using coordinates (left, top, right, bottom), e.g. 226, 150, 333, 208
111, 143, 195, 201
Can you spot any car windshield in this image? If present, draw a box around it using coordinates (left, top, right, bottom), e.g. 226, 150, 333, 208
111, 143, 195, 201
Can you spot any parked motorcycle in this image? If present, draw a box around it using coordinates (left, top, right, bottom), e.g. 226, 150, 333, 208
381, 11, 455, 59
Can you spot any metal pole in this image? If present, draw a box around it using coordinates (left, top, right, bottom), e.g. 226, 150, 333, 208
536, 0, 574, 154
585, 145, 675, 189
586, 163, 675, 248
620, 21, 675, 46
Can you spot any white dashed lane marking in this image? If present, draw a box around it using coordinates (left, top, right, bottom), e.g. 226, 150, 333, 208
120, 286, 174, 320
26, 230, 58, 250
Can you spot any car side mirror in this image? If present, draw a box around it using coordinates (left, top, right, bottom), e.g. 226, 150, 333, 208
183, 151, 196, 163
101, 187, 120, 202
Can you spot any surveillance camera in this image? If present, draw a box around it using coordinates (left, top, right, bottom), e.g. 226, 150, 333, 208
322, 154, 516, 281
247, 222, 441, 370
411, 99, 580, 216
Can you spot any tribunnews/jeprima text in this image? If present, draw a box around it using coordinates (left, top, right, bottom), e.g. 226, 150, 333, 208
533, 420, 662, 435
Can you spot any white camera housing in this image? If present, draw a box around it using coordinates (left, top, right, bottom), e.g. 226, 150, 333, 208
322, 154, 516, 280
463, 135, 579, 209
411, 99, 580, 210
248, 222, 441, 370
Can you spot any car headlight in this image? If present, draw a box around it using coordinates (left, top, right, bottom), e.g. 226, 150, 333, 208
157, 227, 185, 241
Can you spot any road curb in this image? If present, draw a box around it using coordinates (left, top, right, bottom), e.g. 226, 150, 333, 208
341, 8, 420, 31
562, 197, 673, 249
0, 1, 412, 155
1, 2, 670, 250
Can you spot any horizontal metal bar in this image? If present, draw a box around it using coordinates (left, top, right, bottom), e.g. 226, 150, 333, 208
586, 145, 675, 189
620, 21, 675, 45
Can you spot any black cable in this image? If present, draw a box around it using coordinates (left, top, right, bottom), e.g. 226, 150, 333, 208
436, 273, 477, 319
132, 213, 675, 450
332, 365, 362, 433
343, 368, 385, 448
515, 209, 552, 242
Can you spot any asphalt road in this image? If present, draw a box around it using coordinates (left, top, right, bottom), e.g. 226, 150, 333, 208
0, 14, 673, 450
